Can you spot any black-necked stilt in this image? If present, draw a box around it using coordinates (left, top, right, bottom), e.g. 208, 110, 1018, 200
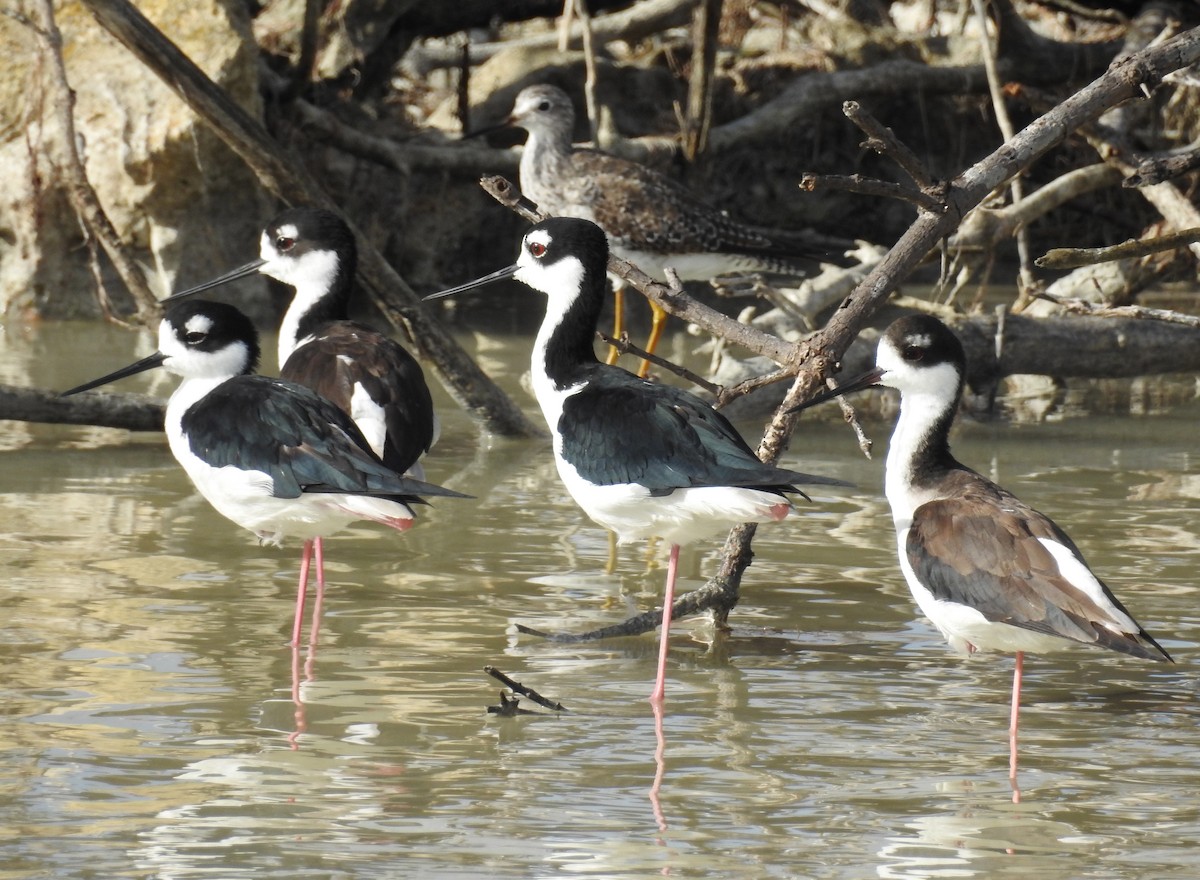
426, 217, 849, 703
483, 84, 843, 377
63, 300, 468, 646
796, 314, 1172, 779
164, 206, 438, 479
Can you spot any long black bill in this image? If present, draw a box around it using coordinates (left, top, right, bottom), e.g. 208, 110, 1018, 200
160, 257, 267, 303
61, 351, 168, 397
787, 366, 885, 415
423, 264, 520, 301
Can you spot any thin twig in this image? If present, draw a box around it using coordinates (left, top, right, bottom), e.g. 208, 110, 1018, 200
596, 332, 721, 393
834, 396, 873, 459
484, 666, 568, 712
681, 0, 721, 161
842, 100, 934, 188
480, 175, 546, 223
713, 367, 791, 408
800, 172, 945, 213
973, 0, 1037, 306
578, 0, 601, 147
1124, 144, 1200, 187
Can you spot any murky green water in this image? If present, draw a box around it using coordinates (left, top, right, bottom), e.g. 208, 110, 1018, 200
1, 320, 1197, 878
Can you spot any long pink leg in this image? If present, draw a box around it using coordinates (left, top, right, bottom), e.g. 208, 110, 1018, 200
287, 643, 308, 750
291, 539, 313, 647
648, 696, 668, 832
650, 544, 680, 704
307, 537, 327, 649
1009, 651, 1024, 791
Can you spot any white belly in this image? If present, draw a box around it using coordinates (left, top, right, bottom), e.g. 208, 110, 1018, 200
896, 528, 1073, 655
554, 454, 791, 546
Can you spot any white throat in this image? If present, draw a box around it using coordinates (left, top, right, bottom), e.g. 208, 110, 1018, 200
263, 248, 342, 368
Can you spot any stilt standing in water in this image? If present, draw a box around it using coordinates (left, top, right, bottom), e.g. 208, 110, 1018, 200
427, 217, 849, 703
64, 300, 467, 645
795, 314, 1172, 783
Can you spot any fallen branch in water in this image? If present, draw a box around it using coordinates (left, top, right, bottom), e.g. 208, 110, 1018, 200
484, 666, 568, 714
0, 384, 163, 431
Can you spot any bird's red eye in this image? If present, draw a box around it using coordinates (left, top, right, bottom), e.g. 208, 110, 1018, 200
528, 241, 547, 258
276, 236, 295, 251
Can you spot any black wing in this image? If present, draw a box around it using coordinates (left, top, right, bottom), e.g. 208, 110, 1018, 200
558, 369, 843, 495
180, 375, 464, 503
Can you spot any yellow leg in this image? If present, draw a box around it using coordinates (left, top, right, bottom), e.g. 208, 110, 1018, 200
637, 301, 669, 378
605, 286, 624, 365
604, 529, 619, 575
643, 535, 661, 571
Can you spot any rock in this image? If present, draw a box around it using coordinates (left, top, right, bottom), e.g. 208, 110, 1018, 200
0, 0, 271, 320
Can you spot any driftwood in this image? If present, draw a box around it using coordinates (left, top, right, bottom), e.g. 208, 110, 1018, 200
78, 0, 543, 440
6, 3, 1198, 644
1038, 227, 1200, 269
0, 385, 162, 432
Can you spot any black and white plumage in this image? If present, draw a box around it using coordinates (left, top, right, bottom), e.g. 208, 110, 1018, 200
486, 84, 844, 376
63, 300, 466, 646
426, 217, 848, 703
796, 314, 1171, 778
166, 206, 437, 479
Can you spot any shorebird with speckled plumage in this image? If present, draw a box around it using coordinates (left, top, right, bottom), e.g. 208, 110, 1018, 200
484, 84, 844, 377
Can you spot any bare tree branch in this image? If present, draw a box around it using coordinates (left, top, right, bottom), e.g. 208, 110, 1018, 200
0, 385, 162, 431
1037, 227, 1200, 269
1034, 294, 1200, 328
1123, 143, 1200, 187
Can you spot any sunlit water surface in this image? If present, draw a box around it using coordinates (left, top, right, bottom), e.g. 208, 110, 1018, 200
1, 320, 1197, 879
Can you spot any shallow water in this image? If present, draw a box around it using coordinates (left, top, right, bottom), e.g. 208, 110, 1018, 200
1, 320, 1197, 879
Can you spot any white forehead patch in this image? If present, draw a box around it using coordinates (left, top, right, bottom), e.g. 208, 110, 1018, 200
184, 314, 214, 336
260, 222, 300, 259
525, 228, 553, 251
515, 229, 584, 298
905, 332, 932, 349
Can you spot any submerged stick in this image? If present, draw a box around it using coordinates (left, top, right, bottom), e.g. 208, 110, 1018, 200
484, 666, 568, 713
